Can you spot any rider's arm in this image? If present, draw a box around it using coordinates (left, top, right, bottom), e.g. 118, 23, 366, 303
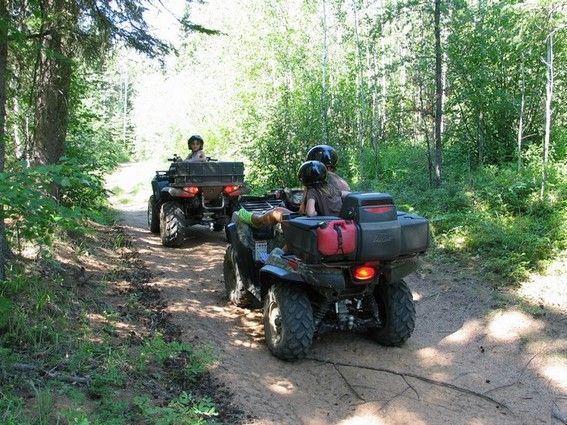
305, 198, 317, 216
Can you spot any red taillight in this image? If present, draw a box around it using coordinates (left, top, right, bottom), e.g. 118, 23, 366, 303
364, 205, 394, 214
353, 265, 376, 281
223, 185, 240, 194
184, 186, 199, 194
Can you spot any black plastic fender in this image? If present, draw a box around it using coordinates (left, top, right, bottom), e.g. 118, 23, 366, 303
226, 222, 237, 245
259, 265, 305, 285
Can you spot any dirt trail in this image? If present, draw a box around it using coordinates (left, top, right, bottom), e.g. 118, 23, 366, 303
108, 161, 566, 425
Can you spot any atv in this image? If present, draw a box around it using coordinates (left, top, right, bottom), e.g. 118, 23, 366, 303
223, 192, 429, 360
148, 155, 246, 247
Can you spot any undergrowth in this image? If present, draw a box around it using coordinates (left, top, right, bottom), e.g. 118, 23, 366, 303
363, 142, 567, 284
0, 226, 220, 425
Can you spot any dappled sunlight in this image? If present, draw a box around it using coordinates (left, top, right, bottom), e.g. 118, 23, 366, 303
336, 408, 387, 425
416, 347, 452, 367
442, 320, 483, 345
541, 359, 567, 393
486, 310, 544, 343
169, 300, 240, 319
265, 376, 296, 395
516, 256, 567, 313
230, 337, 260, 349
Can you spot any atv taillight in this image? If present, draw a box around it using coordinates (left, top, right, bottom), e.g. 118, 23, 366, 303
353, 265, 376, 281
364, 205, 394, 214
223, 185, 240, 194
184, 186, 200, 194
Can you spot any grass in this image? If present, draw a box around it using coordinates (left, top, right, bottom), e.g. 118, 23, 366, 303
0, 224, 219, 425
358, 142, 567, 285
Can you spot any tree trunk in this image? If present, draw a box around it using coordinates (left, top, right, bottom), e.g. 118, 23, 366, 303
517, 54, 525, 170
0, 0, 8, 280
540, 32, 553, 200
321, 0, 329, 145
353, 0, 365, 182
434, 0, 443, 187
31, 0, 75, 166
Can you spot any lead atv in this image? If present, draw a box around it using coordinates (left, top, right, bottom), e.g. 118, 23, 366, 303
223, 192, 429, 360
148, 156, 246, 247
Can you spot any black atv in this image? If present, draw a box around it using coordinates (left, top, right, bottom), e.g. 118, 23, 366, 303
148, 155, 246, 247
223, 192, 429, 360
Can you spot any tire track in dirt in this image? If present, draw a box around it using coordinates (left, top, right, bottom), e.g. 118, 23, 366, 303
109, 161, 565, 425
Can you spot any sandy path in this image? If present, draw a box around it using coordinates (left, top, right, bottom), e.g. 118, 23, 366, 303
108, 161, 566, 425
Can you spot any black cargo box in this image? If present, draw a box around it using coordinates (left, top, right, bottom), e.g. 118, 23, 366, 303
282, 216, 357, 264
340, 192, 397, 222
169, 161, 245, 186
340, 192, 401, 261
398, 211, 430, 255
282, 193, 430, 263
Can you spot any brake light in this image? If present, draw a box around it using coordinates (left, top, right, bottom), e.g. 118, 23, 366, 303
353, 265, 376, 281
364, 205, 394, 214
184, 186, 199, 194
223, 185, 240, 194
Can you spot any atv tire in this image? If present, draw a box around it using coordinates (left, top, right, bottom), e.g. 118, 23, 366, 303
263, 283, 314, 360
223, 246, 256, 308
160, 201, 185, 247
368, 279, 415, 346
147, 195, 160, 234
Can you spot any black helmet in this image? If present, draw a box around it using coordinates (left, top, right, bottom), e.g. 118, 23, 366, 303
306, 145, 338, 169
298, 160, 327, 187
188, 134, 204, 148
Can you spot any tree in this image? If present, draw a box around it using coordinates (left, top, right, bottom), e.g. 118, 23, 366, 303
434, 0, 443, 187
29, 0, 170, 166
0, 0, 7, 280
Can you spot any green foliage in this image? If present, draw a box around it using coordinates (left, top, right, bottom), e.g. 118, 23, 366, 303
0, 263, 217, 425
133, 392, 218, 425
372, 143, 567, 283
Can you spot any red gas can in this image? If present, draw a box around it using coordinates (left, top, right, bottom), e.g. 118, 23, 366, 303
317, 220, 357, 257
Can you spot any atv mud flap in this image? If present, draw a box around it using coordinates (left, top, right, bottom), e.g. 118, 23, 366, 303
259, 263, 345, 291
381, 257, 420, 283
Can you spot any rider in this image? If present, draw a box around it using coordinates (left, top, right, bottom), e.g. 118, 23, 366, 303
306, 144, 350, 192
238, 160, 348, 226
300, 160, 347, 217
185, 134, 207, 162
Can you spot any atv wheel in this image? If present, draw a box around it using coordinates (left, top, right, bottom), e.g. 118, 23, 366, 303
213, 218, 226, 232
160, 201, 185, 247
368, 279, 416, 346
147, 195, 160, 234
263, 283, 314, 360
223, 246, 256, 308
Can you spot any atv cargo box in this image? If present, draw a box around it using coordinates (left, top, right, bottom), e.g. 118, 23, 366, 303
282, 193, 429, 263
398, 211, 430, 255
340, 192, 402, 261
168, 161, 245, 187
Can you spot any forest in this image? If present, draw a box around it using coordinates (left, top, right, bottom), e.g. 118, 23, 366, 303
0, 0, 566, 423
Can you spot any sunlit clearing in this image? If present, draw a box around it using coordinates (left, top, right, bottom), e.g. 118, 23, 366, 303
443, 320, 483, 344
542, 362, 567, 392
266, 377, 295, 395
416, 347, 452, 367
487, 310, 544, 342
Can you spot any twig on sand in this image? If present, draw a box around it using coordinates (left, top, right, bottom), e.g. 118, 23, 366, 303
306, 357, 512, 414
333, 364, 365, 401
